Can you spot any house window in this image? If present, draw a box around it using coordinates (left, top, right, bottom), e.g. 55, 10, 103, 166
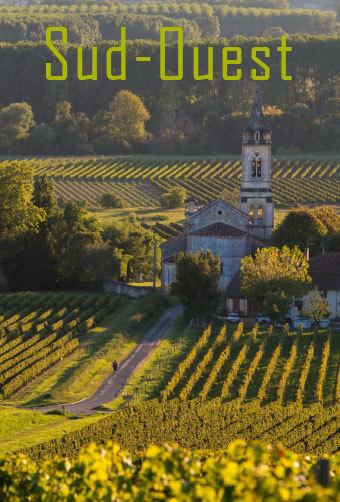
167, 268, 171, 284
255, 131, 260, 141
220, 262, 224, 276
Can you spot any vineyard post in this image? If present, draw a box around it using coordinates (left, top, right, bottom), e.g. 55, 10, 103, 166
315, 459, 330, 487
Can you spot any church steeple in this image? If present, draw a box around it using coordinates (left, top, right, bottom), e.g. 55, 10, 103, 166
242, 87, 271, 146
239, 87, 274, 240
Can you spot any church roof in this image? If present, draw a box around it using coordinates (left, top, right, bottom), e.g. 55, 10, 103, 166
189, 222, 249, 237
188, 199, 249, 221
245, 88, 271, 134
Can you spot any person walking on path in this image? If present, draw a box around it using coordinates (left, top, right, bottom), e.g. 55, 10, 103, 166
112, 359, 118, 372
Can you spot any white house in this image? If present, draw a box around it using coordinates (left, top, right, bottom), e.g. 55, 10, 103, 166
302, 252, 340, 320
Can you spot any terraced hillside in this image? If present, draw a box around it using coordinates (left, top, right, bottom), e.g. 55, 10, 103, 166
3, 157, 339, 208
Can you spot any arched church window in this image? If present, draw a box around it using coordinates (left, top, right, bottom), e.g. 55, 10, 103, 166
248, 204, 255, 221
258, 205, 264, 220
251, 157, 257, 177
251, 154, 262, 177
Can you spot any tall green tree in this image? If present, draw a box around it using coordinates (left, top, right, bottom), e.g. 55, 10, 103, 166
0, 162, 45, 241
241, 246, 312, 320
92, 90, 150, 151
0, 102, 35, 151
53, 101, 90, 154
103, 219, 154, 281
273, 206, 340, 253
171, 251, 221, 324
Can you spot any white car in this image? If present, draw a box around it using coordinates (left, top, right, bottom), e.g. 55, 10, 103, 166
256, 314, 271, 324
227, 312, 240, 323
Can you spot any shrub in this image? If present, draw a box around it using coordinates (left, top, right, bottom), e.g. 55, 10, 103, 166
160, 186, 187, 209
99, 193, 124, 209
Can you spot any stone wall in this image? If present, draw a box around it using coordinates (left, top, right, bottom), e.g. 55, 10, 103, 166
103, 280, 152, 297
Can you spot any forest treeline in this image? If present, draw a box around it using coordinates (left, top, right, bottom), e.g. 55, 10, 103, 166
0, 36, 339, 153
0, 3, 336, 43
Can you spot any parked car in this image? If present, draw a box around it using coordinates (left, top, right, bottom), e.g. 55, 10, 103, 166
256, 314, 271, 324
292, 317, 313, 329
319, 318, 330, 328
227, 312, 240, 323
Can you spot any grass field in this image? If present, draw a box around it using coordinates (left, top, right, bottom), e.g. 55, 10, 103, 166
0, 407, 103, 454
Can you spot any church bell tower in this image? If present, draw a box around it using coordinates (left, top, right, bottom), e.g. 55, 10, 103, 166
239, 88, 274, 239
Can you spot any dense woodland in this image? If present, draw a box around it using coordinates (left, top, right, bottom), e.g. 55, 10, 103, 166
0, 4, 336, 43
0, 36, 339, 154
0, 0, 338, 154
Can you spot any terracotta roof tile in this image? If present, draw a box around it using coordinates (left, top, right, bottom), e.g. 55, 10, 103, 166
189, 222, 249, 237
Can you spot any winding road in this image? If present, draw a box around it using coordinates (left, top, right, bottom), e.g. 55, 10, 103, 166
29, 305, 182, 415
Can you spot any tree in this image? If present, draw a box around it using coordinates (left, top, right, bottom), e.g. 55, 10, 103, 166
0, 162, 45, 241
33, 176, 58, 216
241, 246, 312, 321
92, 90, 150, 150
262, 26, 287, 37
273, 206, 340, 253
303, 288, 330, 323
103, 219, 154, 281
26, 124, 56, 154
273, 208, 327, 252
53, 101, 91, 154
99, 193, 124, 209
0, 102, 35, 150
160, 187, 187, 209
171, 251, 221, 324
54, 202, 102, 288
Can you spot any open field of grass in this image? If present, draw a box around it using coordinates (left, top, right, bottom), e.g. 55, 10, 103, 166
0, 406, 102, 454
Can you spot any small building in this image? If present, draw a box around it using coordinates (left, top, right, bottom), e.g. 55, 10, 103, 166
161, 88, 274, 296
307, 252, 340, 320
226, 252, 339, 320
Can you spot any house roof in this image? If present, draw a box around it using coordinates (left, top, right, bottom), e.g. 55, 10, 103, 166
309, 252, 340, 291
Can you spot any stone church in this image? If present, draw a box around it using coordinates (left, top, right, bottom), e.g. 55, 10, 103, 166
161, 89, 274, 315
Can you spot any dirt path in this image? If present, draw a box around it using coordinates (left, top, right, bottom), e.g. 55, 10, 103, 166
29, 305, 182, 415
